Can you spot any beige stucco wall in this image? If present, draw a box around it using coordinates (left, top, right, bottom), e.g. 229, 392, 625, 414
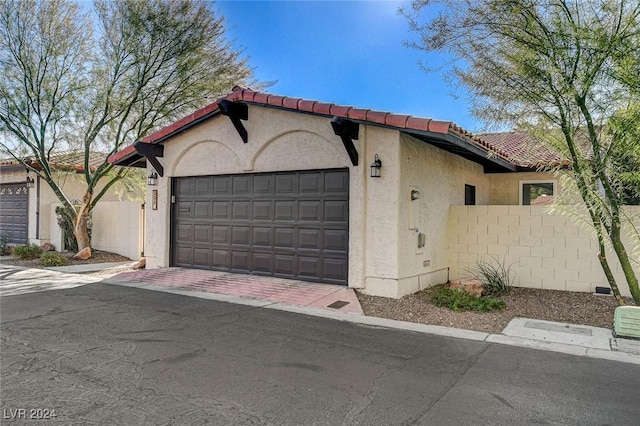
145, 105, 404, 294
489, 171, 557, 205
448, 205, 638, 297
2, 168, 126, 249
391, 133, 492, 297
91, 201, 143, 260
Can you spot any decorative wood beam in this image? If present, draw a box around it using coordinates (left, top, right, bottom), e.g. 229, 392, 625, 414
218, 99, 249, 143
331, 117, 359, 166
133, 141, 165, 176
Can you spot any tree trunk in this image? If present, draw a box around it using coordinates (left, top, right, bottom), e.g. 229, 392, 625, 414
609, 223, 640, 305
73, 190, 93, 253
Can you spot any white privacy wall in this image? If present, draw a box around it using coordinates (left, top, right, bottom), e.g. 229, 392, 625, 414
91, 201, 143, 260
448, 205, 639, 297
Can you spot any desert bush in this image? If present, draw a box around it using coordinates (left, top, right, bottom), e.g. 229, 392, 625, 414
467, 256, 514, 297
40, 252, 70, 267
431, 287, 506, 312
13, 244, 43, 260
0, 236, 10, 256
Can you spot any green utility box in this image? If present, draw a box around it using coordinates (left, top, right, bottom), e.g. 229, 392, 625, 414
613, 306, 640, 339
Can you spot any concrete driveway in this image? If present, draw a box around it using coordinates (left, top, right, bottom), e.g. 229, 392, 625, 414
2, 277, 639, 425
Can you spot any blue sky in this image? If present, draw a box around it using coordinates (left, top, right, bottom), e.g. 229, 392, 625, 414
217, 1, 484, 131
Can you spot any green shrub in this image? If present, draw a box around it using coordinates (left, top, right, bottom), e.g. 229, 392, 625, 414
467, 256, 514, 296
40, 252, 70, 267
13, 244, 43, 260
431, 287, 506, 312
0, 236, 10, 256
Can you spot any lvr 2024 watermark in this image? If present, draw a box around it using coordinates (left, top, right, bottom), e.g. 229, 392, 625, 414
3, 408, 57, 420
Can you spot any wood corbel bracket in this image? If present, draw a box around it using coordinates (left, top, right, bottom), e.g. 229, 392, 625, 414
218, 99, 249, 143
133, 141, 165, 177
331, 116, 359, 166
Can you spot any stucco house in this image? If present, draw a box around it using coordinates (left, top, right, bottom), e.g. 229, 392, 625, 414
108, 86, 636, 298
0, 153, 143, 260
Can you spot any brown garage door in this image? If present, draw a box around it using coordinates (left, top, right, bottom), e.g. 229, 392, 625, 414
0, 183, 29, 245
172, 169, 349, 285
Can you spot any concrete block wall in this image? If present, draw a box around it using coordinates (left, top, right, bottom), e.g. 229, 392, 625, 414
448, 205, 640, 297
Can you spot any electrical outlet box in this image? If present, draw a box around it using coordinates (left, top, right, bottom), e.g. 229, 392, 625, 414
417, 232, 425, 248
423, 260, 430, 267
613, 306, 640, 339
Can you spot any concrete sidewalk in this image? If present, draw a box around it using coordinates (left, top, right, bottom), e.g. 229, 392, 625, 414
2, 263, 639, 365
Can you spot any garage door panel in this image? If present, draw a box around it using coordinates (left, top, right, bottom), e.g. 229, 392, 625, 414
252, 252, 272, 272
0, 183, 28, 245
175, 246, 193, 265
177, 178, 194, 195
324, 230, 348, 252
176, 224, 193, 242
212, 249, 229, 268
193, 225, 210, 242
274, 254, 296, 276
299, 200, 322, 222
274, 227, 296, 248
325, 201, 348, 222
193, 248, 209, 266
275, 174, 297, 194
253, 175, 273, 194
299, 229, 321, 250
233, 175, 252, 194
275, 201, 296, 221
214, 177, 231, 195
213, 201, 230, 219
213, 226, 229, 243
253, 201, 273, 220
232, 251, 250, 271
194, 201, 211, 218
300, 173, 322, 194
177, 202, 192, 218
299, 256, 321, 277
195, 177, 211, 195
324, 258, 348, 281
325, 171, 349, 194
253, 227, 273, 247
232, 201, 250, 220
172, 169, 348, 285
232, 226, 250, 245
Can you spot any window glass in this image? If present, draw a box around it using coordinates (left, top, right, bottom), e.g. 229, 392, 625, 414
465, 184, 476, 206
522, 182, 554, 205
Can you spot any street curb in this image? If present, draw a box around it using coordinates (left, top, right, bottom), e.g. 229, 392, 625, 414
104, 279, 640, 365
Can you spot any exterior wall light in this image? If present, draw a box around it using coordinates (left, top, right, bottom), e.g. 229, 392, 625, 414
147, 169, 158, 186
370, 154, 382, 178
25, 169, 35, 188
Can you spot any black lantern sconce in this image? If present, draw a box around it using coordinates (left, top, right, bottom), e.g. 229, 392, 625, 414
147, 169, 158, 186
370, 154, 382, 178
25, 169, 35, 188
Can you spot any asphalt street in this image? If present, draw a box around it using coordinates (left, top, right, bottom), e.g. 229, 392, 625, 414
1, 280, 639, 425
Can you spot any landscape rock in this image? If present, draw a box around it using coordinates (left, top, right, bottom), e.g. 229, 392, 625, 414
133, 258, 146, 269
448, 278, 484, 297
73, 247, 92, 260
40, 242, 55, 252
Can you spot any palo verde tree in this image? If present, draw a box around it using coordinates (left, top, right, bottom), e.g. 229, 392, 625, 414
403, 0, 640, 305
0, 0, 253, 253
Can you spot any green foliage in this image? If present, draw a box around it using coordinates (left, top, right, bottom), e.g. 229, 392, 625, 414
40, 252, 69, 267
0, 235, 10, 256
467, 256, 514, 297
56, 206, 79, 252
13, 244, 43, 260
431, 287, 506, 312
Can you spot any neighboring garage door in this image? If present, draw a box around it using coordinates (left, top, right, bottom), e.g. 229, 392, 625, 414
172, 169, 349, 285
0, 183, 29, 245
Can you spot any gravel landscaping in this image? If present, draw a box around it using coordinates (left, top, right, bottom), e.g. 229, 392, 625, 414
1, 250, 131, 268
357, 285, 635, 333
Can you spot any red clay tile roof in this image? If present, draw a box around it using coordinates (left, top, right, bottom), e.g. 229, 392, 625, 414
0, 151, 107, 173
477, 132, 567, 167
108, 86, 552, 168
